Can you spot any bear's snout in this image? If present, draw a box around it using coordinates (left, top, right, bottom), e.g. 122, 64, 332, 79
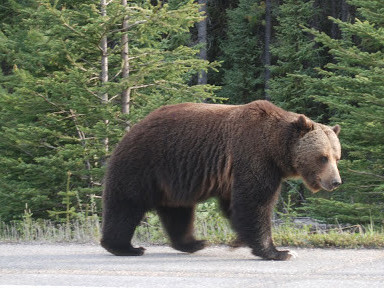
332, 179, 342, 189
320, 179, 341, 191
320, 173, 342, 192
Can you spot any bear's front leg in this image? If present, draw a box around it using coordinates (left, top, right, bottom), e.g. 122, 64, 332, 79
230, 171, 295, 261
248, 218, 293, 261
231, 203, 293, 260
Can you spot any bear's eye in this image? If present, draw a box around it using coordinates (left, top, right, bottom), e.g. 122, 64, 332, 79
321, 156, 328, 164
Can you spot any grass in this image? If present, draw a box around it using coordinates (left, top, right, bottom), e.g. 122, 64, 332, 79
273, 223, 384, 248
134, 210, 235, 245
1, 210, 384, 249
0, 216, 101, 243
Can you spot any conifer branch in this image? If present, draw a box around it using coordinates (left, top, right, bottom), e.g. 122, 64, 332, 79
348, 169, 384, 180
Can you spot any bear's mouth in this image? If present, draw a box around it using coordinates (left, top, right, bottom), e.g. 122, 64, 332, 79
320, 180, 338, 192
302, 174, 340, 193
302, 177, 322, 193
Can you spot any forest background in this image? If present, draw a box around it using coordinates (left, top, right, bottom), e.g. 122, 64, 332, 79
0, 0, 383, 238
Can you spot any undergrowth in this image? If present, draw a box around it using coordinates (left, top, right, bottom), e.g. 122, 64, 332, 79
1, 202, 384, 249
273, 223, 384, 248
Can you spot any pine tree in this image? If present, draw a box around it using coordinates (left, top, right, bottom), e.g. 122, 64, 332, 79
218, 0, 265, 104
302, 0, 384, 211
268, 0, 327, 120
0, 0, 218, 221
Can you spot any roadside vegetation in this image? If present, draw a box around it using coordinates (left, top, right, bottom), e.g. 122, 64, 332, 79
1, 200, 384, 249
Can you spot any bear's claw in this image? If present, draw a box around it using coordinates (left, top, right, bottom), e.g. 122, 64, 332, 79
106, 246, 145, 256
253, 249, 295, 261
172, 240, 206, 253
101, 239, 146, 256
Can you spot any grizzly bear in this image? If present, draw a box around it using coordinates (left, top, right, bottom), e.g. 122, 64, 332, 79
101, 100, 342, 260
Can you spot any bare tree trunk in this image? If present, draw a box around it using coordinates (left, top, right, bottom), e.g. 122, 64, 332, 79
100, 0, 109, 152
264, 0, 271, 101
121, 0, 130, 120
101, 0, 108, 104
197, 0, 207, 85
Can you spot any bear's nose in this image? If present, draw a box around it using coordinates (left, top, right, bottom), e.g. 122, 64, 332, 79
332, 179, 342, 188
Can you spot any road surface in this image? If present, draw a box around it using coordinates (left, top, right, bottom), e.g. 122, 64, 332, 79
0, 244, 383, 287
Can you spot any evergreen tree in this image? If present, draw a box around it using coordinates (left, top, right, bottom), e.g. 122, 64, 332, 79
218, 0, 265, 104
269, 0, 327, 120
0, 0, 217, 221
302, 0, 384, 215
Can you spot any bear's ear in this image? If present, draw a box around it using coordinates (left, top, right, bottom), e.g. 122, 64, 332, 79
332, 124, 341, 136
294, 115, 314, 136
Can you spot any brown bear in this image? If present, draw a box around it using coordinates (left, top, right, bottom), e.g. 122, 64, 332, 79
101, 100, 342, 260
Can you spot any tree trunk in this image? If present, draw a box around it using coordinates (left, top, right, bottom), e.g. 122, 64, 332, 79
100, 0, 109, 152
341, 0, 348, 22
197, 0, 207, 85
100, 0, 108, 104
264, 0, 271, 101
330, 0, 339, 39
121, 0, 130, 119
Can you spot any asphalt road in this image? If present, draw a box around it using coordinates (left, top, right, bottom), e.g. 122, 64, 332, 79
0, 244, 383, 288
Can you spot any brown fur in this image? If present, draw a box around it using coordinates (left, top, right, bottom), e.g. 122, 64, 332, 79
101, 100, 342, 260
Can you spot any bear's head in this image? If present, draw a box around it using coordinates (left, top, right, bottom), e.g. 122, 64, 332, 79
293, 116, 342, 193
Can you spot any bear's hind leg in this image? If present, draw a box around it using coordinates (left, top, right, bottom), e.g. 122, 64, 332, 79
157, 206, 206, 253
101, 200, 146, 256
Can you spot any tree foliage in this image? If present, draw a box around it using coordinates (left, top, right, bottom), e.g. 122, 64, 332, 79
0, 0, 383, 226
268, 0, 327, 120
292, 1, 384, 220
218, 0, 266, 103
301, 0, 384, 212
0, 0, 217, 221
